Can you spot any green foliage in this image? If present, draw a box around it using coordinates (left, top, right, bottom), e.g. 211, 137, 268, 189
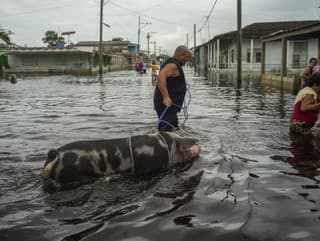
42, 31, 65, 47
0, 28, 12, 44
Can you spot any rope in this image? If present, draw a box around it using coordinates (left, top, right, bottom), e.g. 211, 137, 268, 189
128, 136, 135, 174
182, 84, 191, 126
311, 126, 320, 136
128, 133, 171, 173
157, 132, 171, 166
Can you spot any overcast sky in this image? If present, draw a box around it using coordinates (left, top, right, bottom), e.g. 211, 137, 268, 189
1, 0, 320, 54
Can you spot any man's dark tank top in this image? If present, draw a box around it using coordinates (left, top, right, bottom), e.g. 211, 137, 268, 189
154, 57, 186, 112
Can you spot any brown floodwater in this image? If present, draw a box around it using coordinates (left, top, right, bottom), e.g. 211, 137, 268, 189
0, 69, 320, 241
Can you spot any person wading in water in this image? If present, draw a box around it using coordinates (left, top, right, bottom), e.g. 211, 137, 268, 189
153, 45, 192, 132
300, 57, 317, 89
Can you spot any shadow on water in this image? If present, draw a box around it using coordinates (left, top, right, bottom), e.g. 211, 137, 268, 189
1, 70, 320, 241
283, 135, 320, 180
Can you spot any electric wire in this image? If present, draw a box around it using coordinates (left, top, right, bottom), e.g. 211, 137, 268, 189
198, 0, 218, 32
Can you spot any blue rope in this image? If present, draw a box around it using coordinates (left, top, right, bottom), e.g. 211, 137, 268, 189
156, 84, 191, 129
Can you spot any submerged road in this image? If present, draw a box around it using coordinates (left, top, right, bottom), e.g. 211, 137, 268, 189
0, 70, 320, 241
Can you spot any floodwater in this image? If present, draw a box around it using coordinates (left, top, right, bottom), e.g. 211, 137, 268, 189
1, 69, 320, 241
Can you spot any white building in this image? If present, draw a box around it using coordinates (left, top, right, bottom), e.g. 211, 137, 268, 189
261, 22, 320, 91
194, 20, 320, 78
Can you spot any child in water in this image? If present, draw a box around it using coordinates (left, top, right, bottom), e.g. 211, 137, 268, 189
151, 61, 159, 86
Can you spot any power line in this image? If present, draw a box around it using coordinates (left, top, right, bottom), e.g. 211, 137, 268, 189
110, 1, 190, 28
198, 0, 218, 32
103, 0, 111, 6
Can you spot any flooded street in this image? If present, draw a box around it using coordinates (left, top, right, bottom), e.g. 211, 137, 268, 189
1, 70, 320, 241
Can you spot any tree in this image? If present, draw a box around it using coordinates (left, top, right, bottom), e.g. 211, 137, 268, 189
0, 28, 12, 44
42, 30, 65, 47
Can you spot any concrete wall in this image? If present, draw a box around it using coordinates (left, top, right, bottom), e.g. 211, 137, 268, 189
265, 41, 282, 72
6, 53, 94, 74
264, 39, 318, 73
261, 73, 300, 92
262, 39, 318, 92
308, 38, 318, 63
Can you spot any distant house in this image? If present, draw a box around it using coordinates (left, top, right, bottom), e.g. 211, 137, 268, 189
194, 20, 320, 77
76, 40, 132, 54
76, 39, 139, 69
3, 47, 98, 74
2, 38, 140, 74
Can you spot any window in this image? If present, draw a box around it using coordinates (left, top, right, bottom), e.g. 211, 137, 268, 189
255, 52, 261, 63
292, 41, 307, 68
231, 49, 235, 63
246, 48, 261, 63
247, 49, 251, 63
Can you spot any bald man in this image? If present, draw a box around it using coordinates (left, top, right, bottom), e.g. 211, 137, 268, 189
153, 45, 192, 131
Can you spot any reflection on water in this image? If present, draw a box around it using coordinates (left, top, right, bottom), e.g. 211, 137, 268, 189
1, 70, 320, 241
285, 135, 320, 180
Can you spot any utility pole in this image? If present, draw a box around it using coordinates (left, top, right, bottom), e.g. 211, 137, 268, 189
99, 0, 103, 75
138, 16, 141, 55
137, 16, 151, 57
186, 33, 189, 48
147, 32, 156, 61
237, 0, 242, 84
147, 32, 150, 59
151, 41, 157, 57
194, 24, 197, 73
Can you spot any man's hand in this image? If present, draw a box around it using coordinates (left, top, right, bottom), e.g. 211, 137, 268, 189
163, 97, 172, 107
315, 119, 320, 127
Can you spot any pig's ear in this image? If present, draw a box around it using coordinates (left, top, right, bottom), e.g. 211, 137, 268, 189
44, 149, 59, 168
176, 138, 198, 151
47, 149, 59, 161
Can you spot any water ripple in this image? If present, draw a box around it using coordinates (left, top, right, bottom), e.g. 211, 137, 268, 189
1, 71, 320, 241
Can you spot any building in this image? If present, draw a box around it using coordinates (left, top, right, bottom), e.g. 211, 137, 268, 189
3, 47, 98, 74
76, 39, 139, 69
194, 20, 320, 78
261, 21, 320, 91
1, 38, 140, 74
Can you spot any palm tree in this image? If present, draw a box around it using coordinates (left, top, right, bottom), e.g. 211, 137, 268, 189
0, 28, 12, 44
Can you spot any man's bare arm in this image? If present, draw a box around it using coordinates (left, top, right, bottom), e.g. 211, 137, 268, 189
157, 63, 179, 107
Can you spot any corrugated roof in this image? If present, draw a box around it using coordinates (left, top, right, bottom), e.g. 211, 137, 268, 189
214, 20, 320, 40
261, 21, 320, 40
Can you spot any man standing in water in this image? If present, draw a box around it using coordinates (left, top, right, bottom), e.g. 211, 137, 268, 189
154, 45, 192, 131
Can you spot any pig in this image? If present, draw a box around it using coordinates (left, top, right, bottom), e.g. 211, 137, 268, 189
42, 132, 201, 189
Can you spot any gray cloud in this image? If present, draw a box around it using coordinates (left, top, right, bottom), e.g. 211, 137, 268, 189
1, 0, 319, 54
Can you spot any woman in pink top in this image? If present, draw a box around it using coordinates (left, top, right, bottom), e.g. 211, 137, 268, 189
291, 74, 320, 136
